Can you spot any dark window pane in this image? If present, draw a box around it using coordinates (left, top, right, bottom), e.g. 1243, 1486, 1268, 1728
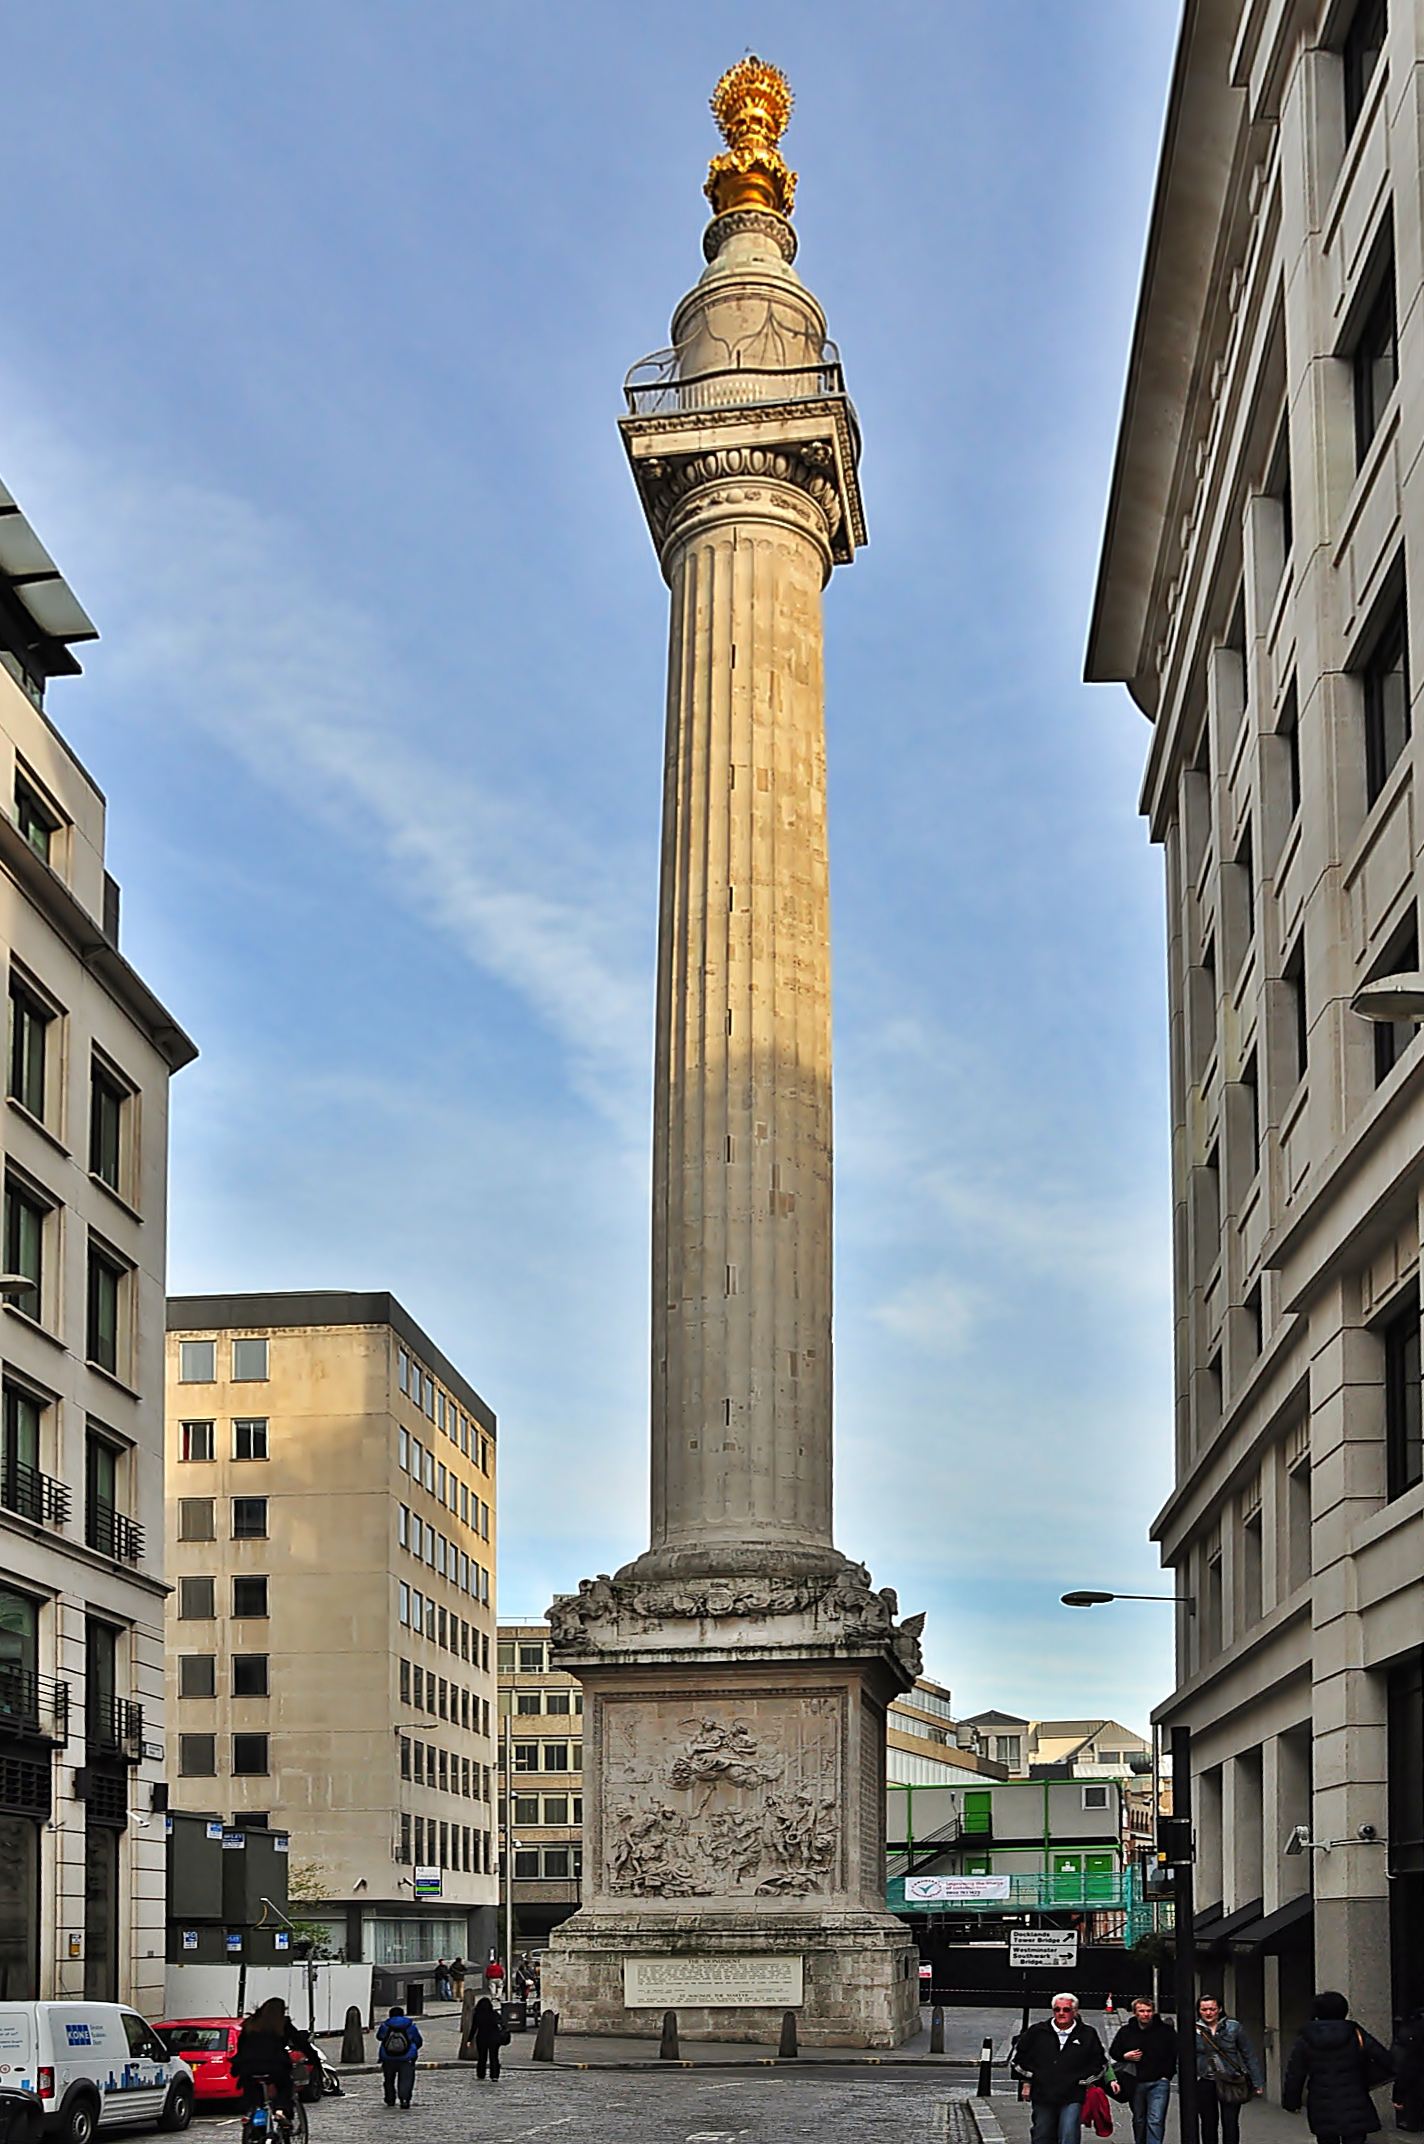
4, 1182, 44, 1318
231, 1498, 267, 1540
89, 1069, 124, 1191
7, 986, 48, 1120
177, 1499, 215, 1542
1386, 1291, 1424, 1500
178, 1578, 215, 1620
232, 1576, 268, 1618
179, 1734, 216, 1776
14, 778, 56, 863
1344, 0, 1387, 138
1355, 269, 1399, 466
1364, 603, 1410, 804
232, 1733, 268, 1775
232, 1655, 268, 1698
86, 1252, 121, 1374
179, 1656, 216, 1699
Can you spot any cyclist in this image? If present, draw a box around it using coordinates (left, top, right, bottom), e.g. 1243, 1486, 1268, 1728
233, 1998, 298, 2137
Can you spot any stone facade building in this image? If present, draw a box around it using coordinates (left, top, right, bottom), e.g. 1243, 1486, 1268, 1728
1088, 0, 1424, 2070
164, 1291, 499, 1968
0, 474, 196, 2004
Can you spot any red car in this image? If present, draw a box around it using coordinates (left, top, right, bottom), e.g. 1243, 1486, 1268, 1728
154, 2021, 321, 2106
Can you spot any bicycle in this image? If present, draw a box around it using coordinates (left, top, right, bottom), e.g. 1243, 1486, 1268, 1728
241, 2078, 308, 2144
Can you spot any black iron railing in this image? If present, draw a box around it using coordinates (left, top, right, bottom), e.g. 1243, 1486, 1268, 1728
86, 1501, 143, 1564
0, 1666, 69, 1745
1, 1456, 71, 1530
86, 1693, 143, 1762
624, 343, 845, 418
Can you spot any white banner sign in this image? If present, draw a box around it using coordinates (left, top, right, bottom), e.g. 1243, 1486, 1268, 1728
1009, 1930, 1080, 1970
623, 1955, 804, 2009
904, 1875, 1012, 1902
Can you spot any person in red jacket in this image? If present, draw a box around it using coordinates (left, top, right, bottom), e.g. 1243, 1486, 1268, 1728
483, 1956, 505, 1992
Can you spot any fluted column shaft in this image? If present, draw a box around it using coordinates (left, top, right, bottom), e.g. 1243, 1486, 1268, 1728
649, 473, 834, 1569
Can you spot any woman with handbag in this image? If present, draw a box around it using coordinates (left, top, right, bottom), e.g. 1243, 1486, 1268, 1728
1282, 1991, 1394, 2144
1196, 1995, 1264, 2144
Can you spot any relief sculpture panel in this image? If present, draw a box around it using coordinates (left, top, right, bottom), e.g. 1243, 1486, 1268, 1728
601, 1695, 842, 1899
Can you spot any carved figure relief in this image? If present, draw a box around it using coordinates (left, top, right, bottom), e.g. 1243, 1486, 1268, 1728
602, 1699, 841, 1899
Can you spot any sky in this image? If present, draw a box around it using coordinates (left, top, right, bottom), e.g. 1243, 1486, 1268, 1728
0, 1, 1185, 1728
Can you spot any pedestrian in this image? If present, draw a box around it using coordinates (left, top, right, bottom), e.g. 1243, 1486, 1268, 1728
450, 1956, 466, 2003
471, 1995, 509, 2082
1110, 1997, 1178, 2144
1013, 1993, 1108, 2144
484, 1955, 505, 1993
1196, 1995, 1264, 2144
1282, 1990, 1393, 2144
1393, 2011, 1424, 2132
435, 1958, 452, 2001
232, 1998, 297, 2128
376, 2002, 423, 2109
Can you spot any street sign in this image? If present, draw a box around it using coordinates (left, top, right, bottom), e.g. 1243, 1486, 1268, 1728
905, 1875, 1012, 1902
1008, 1930, 1079, 1970
413, 1865, 442, 1898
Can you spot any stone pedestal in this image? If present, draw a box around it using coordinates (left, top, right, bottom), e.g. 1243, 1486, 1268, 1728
541, 1568, 923, 2046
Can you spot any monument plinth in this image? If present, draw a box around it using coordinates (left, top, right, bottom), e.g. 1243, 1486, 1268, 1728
542, 60, 922, 2048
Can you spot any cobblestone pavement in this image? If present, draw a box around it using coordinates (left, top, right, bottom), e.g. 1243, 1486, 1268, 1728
197, 2065, 984, 2143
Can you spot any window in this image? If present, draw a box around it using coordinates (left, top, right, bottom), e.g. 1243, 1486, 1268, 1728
400, 1736, 411, 1780
1279, 679, 1301, 822
86, 1244, 125, 1375
1284, 935, 1308, 1081
233, 1419, 268, 1461
232, 1576, 268, 1618
232, 1733, 268, 1775
545, 1691, 570, 1716
1355, 266, 1399, 467
399, 1505, 409, 1550
232, 1497, 268, 1540
412, 1439, 423, 1484
4, 1177, 45, 1319
994, 1736, 1021, 1767
179, 1655, 216, 1699
1372, 917, 1420, 1084
179, 1577, 215, 1620
423, 1448, 434, 1494
542, 1742, 570, 1773
178, 1498, 215, 1542
178, 1339, 215, 1383
399, 1582, 410, 1626
399, 1428, 409, 1471
398, 1349, 409, 1394
180, 1420, 214, 1463
86, 1434, 129, 1559
1205, 1550, 1224, 1655
14, 774, 58, 863
1344, 0, 1387, 138
543, 1795, 568, 1824
513, 1742, 540, 1773
1385, 1288, 1423, 1500
399, 1657, 411, 1703
498, 1640, 515, 1672
1267, 417, 1292, 564
411, 1365, 423, 1410
232, 1654, 269, 1698
542, 1848, 570, 1878
1288, 1456, 1312, 1592
1363, 599, 1409, 806
8, 979, 51, 1120
1082, 1785, 1109, 1810
516, 1691, 541, 1715
514, 1849, 540, 1880
89, 1064, 127, 1194
1241, 1050, 1259, 1178
232, 1337, 269, 1382
399, 1813, 411, 1863
1242, 1507, 1263, 1627
2, 1386, 43, 1511
179, 1734, 216, 1776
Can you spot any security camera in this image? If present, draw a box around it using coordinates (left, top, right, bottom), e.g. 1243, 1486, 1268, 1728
1284, 1823, 1310, 1856
1358, 1824, 1377, 1841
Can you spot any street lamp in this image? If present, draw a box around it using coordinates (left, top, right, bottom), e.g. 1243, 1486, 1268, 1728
1058, 1589, 1197, 2144
1350, 973, 1424, 1022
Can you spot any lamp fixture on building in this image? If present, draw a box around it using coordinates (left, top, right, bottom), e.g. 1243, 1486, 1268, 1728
1350, 974, 1424, 1022
1061, 1590, 1196, 1614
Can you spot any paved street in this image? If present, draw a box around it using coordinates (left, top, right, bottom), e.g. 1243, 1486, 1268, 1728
196, 2067, 981, 2143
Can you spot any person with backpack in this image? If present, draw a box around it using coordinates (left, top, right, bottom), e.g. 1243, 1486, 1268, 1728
376, 2005, 423, 2108
470, 1995, 509, 2082
1282, 1991, 1393, 2144
1196, 1995, 1264, 2144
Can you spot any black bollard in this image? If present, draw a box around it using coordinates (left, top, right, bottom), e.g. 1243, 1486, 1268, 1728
777, 2011, 798, 2060
930, 2007, 945, 2055
532, 2010, 558, 2063
977, 2037, 993, 2098
340, 2007, 365, 2066
659, 2010, 679, 2061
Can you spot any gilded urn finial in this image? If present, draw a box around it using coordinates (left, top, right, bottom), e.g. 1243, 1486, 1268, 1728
705, 56, 797, 218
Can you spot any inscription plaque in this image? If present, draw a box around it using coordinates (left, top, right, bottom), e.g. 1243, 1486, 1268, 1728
623, 1954, 805, 2008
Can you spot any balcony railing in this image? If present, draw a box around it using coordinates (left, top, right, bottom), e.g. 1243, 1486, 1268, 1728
0, 1665, 70, 1745
86, 1501, 143, 1564
86, 1692, 143, 1763
625, 340, 846, 419
2, 1456, 71, 1530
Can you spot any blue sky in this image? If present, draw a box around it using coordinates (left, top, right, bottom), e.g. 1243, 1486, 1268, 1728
0, 2, 1184, 1726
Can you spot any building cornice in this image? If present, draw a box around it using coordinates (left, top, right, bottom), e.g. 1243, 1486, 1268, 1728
0, 813, 197, 1073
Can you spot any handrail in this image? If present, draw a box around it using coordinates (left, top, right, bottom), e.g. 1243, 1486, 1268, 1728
0, 1665, 70, 1744
1, 1455, 71, 1529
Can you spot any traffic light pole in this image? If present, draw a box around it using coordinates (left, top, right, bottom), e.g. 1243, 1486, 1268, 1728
1171, 1726, 1198, 2144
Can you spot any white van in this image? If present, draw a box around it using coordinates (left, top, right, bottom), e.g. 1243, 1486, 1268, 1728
0, 2006, 194, 2144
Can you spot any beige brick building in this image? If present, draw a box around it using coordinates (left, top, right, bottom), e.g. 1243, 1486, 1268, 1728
497, 1620, 583, 1948
1088, 0, 1424, 2071
164, 1292, 499, 1968
0, 474, 196, 2005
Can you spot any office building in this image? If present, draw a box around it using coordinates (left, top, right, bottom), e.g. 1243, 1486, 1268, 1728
0, 473, 196, 2004
497, 1621, 583, 1948
1087, 0, 1424, 2070
164, 1291, 499, 1967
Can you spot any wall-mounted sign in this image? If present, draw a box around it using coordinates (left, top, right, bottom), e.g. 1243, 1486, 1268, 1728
904, 1875, 1012, 1902
226, 1933, 243, 1953
274, 1836, 289, 1854
275, 1933, 289, 1951
413, 1866, 442, 1898
222, 1832, 246, 1850
206, 1822, 224, 1841
1008, 1930, 1079, 1970
183, 1932, 199, 1952
142, 1741, 164, 1763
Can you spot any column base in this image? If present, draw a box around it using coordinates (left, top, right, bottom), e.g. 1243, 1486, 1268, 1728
540, 1908, 920, 2047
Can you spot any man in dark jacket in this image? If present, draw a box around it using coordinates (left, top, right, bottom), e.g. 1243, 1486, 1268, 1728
1015, 1994, 1107, 2144
1283, 1991, 1392, 2144
375, 2006, 424, 2109
1110, 1998, 1178, 2144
